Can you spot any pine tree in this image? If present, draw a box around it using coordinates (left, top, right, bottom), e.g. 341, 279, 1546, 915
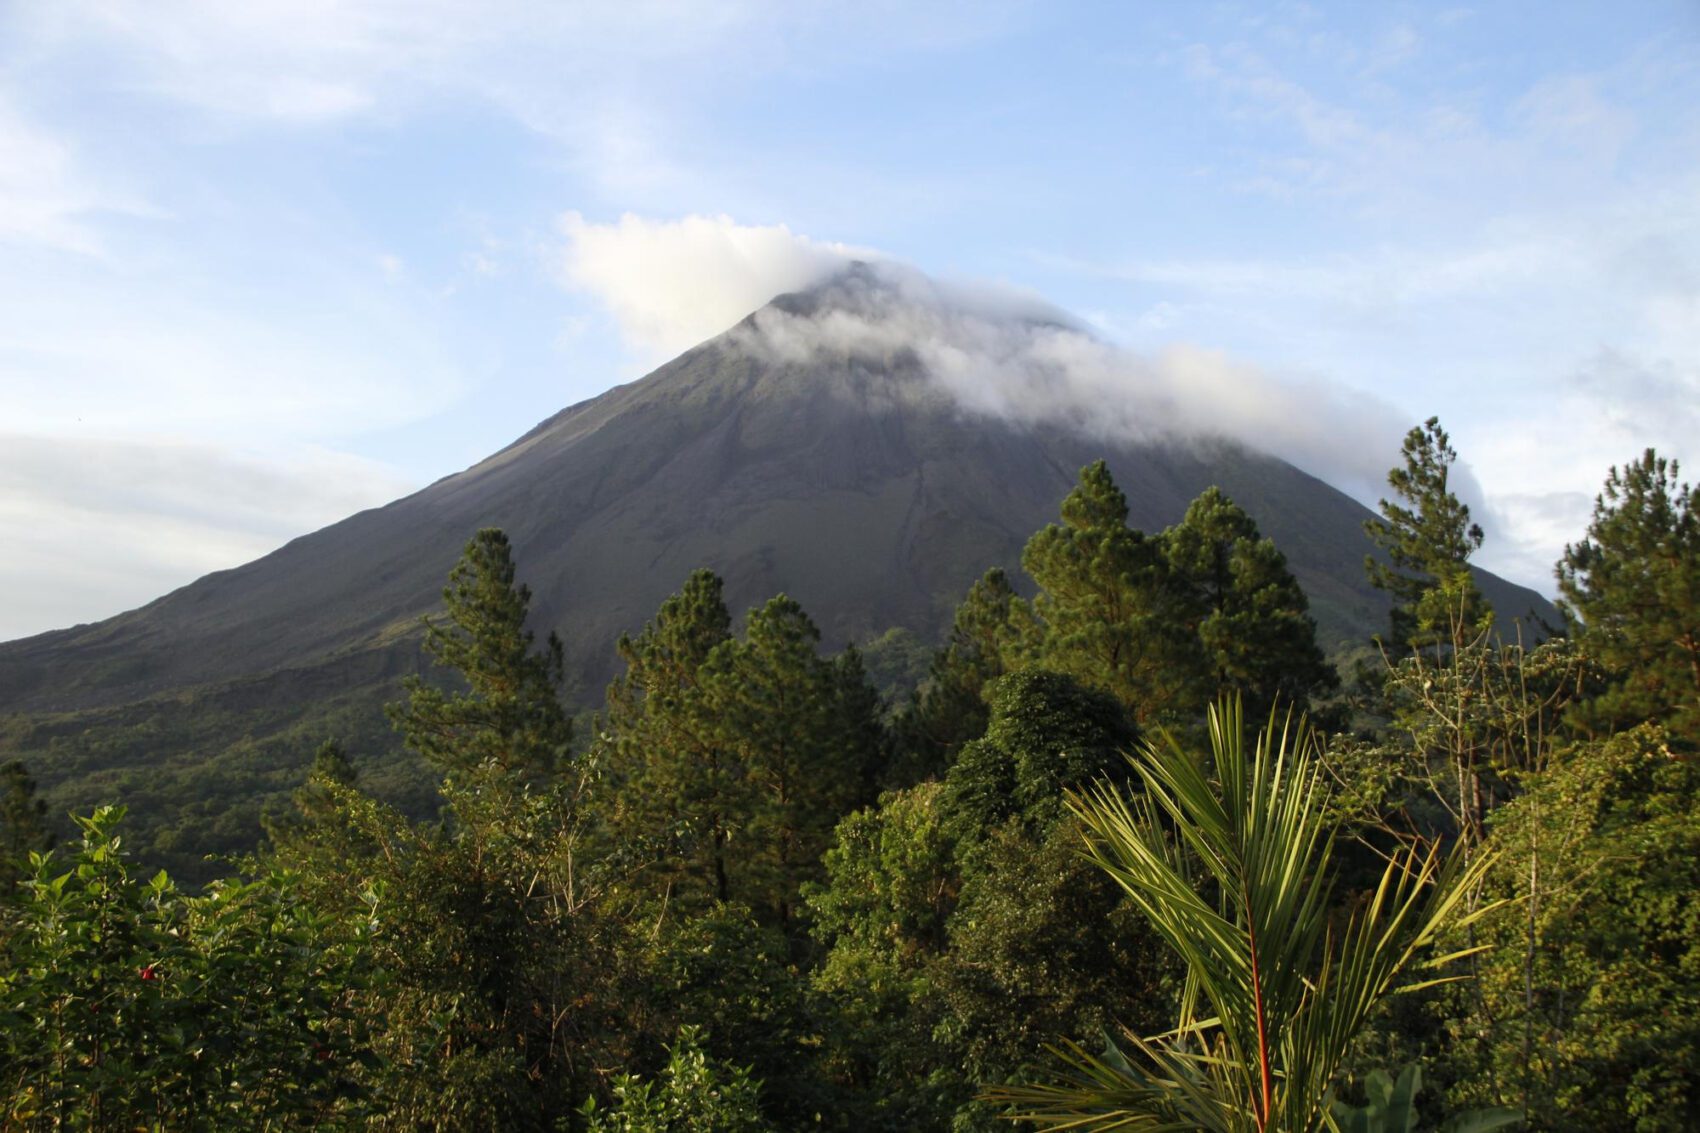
1163, 487, 1336, 722
1558, 450, 1700, 746
388, 528, 572, 783
1364, 417, 1492, 651
1013, 461, 1193, 725
700, 595, 881, 926
603, 569, 740, 905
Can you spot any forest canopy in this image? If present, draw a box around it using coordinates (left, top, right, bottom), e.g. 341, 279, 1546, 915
3, 434, 1696, 1131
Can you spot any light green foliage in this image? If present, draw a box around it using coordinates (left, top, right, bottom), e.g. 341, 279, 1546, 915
1165, 487, 1336, 721
806, 783, 959, 1129
1557, 450, 1700, 747
389, 528, 573, 781
1330, 1064, 1518, 1133
582, 1026, 773, 1133
1001, 701, 1497, 1132
1376, 634, 1585, 847
1365, 418, 1492, 652
810, 782, 955, 988
0, 806, 370, 1129
1441, 725, 1700, 1130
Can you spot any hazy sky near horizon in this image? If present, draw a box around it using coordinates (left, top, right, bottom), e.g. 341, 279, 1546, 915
3, 1, 1698, 641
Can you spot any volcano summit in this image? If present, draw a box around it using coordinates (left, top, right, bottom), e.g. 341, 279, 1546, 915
0, 264, 1553, 869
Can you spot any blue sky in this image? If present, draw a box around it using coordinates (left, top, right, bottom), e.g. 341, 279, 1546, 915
3, 1, 1698, 640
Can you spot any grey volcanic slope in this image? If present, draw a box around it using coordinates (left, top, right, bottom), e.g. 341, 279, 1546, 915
0, 272, 1556, 718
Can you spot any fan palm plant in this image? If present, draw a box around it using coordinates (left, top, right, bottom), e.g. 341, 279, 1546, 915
996, 699, 1501, 1132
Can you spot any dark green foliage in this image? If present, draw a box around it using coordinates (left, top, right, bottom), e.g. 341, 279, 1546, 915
808, 669, 1170, 1130
0, 807, 370, 1129
857, 626, 935, 705
270, 528, 634, 1130
1165, 486, 1337, 721
1557, 450, 1700, 747
281, 775, 633, 1130
943, 669, 1135, 846
633, 905, 839, 1129
1011, 462, 1193, 725
933, 816, 1176, 1124
699, 594, 881, 927
603, 569, 738, 907
389, 528, 573, 782
605, 579, 885, 925
1011, 464, 1334, 730
1365, 418, 1492, 651
11, 441, 1674, 1130
262, 738, 357, 847
0, 759, 52, 899
896, 568, 1018, 780
0, 678, 419, 886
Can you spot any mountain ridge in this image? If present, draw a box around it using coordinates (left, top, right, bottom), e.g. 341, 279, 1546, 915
1, 267, 1556, 718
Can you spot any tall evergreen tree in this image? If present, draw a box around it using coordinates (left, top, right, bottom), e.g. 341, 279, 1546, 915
1163, 487, 1336, 722
388, 528, 572, 783
1012, 461, 1193, 725
603, 569, 740, 905
1557, 449, 1700, 747
1364, 417, 1492, 651
279, 532, 628, 1129
700, 595, 881, 926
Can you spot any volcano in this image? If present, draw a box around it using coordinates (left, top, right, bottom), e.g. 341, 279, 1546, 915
0, 264, 1555, 870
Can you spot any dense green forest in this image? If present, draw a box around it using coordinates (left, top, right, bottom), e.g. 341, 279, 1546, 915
2, 424, 1697, 1130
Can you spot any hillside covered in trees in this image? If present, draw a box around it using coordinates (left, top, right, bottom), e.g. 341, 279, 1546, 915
2, 424, 1696, 1131
0, 270, 1559, 886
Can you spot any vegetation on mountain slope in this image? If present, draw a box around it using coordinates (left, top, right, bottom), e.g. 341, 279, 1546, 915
2, 431, 1694, 1130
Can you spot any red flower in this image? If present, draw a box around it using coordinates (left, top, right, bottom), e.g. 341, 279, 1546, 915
138, 963, 158, 981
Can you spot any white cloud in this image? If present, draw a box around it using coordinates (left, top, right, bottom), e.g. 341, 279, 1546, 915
0, 435, 414, 641
736, 262, 1411, 501
556, 212, 869, 361
0, 94, 145, 253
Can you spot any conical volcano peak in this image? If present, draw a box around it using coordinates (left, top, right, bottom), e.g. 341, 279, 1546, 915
727, 259, 1133, 447
762, 258, 1079, 334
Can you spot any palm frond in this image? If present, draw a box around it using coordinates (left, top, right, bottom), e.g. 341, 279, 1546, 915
994, 699, 1494, 1132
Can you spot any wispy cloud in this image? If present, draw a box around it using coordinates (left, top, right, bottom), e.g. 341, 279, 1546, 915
732, 260, 1411, 501
0, 94, 148, 253
0, 435, 413, 640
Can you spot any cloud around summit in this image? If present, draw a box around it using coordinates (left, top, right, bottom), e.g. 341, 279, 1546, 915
558, 213, 1418, 507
